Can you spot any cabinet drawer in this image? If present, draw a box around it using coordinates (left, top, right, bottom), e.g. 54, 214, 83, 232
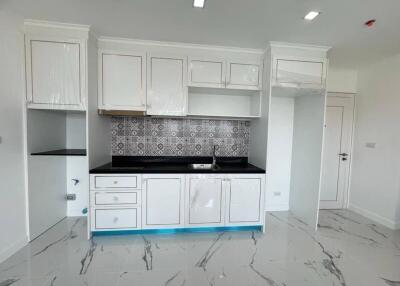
95, 208, 140, 229
93, 175, 140, 189
94, 192, 139, 206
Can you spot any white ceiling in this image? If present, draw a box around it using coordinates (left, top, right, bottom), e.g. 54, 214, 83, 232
2, 0, 399, 68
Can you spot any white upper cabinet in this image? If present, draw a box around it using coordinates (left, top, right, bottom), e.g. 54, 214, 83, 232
26, 38, 85, 110
147, 53, 188, 116
99, 51, 146, 111
269, 42, 330, 89
226, 60, 262, 90
188, 57, 263, 90
24, 21, 89, 111
274, 58, 325, 87
188, 57, 225, 88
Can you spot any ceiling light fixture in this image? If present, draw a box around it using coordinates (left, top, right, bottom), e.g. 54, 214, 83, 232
304, 11, 320, 21
193, 0, 206, 8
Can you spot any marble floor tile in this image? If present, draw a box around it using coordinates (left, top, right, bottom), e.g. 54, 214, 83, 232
1, 210, 399, 286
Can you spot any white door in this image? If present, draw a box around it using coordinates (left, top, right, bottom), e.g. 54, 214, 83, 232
188, 57, 225, 88
26, 38, 83, 109
147, 53, 188, 116
99, 51, 146, 111
142, 175, 184, 229
320, 95, 354, 209
186, 176, 225, 227
226, 60, 262, 90
226, 176, 264, 226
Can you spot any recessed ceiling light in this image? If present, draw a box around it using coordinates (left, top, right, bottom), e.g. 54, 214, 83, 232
193, 0, 206, 8
304, 11, 320, 21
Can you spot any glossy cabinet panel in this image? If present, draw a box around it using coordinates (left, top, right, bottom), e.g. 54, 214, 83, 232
26, 40, 83, 109
275, 59, 325, 87
226, 60, 262, 90
188, 58, 225, 88
142, 175, 185, 228
100, 52, 146, 110
147, 54, 188, 116
186, 176, 225, 226
227, 178, 262, 225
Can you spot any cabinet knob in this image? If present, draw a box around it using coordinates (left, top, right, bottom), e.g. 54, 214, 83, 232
113, 196, 119, 201
113, 181, 118, 185
113, 217, 119, 223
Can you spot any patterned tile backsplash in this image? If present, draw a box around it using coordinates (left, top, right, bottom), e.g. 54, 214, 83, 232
111, 117, 250, 157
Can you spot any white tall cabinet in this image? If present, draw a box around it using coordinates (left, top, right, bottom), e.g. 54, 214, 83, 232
250, 42, 330, 230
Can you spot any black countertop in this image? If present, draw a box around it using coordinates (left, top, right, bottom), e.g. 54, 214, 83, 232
31, 149, 87, 156
90, 156, 265, 174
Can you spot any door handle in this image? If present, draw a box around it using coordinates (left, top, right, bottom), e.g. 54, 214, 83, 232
339, 153, 349, 161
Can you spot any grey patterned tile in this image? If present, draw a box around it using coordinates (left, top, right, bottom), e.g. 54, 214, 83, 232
111, 117, 251, 157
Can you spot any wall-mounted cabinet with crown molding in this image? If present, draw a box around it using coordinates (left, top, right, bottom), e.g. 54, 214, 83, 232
97, 37, 264, 118
24, 21, 89, 111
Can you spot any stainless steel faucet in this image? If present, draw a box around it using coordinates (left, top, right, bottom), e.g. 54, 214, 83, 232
212, 145, 217, 168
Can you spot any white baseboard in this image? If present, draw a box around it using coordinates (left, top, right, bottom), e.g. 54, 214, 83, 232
349, 204, 400, 230
0, 236, 28, 263
265, 203, 290, 212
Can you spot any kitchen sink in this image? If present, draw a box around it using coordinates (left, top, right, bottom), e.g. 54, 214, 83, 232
188, 163, 220, 170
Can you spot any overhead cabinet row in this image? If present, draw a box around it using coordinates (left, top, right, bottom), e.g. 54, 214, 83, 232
99, 51, 263, 115
23, 22, 328, 116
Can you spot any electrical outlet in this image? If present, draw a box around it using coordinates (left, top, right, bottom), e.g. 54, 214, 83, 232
66, 194, 76, 201
366, 142, 376, 149
273, 191, 281, 197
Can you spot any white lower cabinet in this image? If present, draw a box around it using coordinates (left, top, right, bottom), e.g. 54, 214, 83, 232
185, 175, 226, 227
90, 173, 265, 232
226, 177, 264, 226
142, 174, 185, 229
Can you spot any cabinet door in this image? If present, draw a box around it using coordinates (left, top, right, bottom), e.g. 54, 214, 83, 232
226, 177, 263, 226
226, 60, 262, 90
275, 58, 325, 87
26, 38, 84, 110
186, 176, 225, 227
188, 57, 225, 88
99, 51, 146, 111
142, 175, 184, 229
147, 54, 188, 116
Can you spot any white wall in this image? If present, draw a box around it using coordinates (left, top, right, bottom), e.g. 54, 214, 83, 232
265, 96, 294, 211
327, 68, 358, 94
349, 54, 400, 229
0, 11, 28, 262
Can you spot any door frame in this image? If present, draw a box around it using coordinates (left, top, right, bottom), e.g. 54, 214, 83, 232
324, 92, 356, 209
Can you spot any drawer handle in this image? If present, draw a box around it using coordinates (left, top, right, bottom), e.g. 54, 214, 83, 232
113, 181, 118, 185
113, 196, 119, 201
113, 217, 119, 223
